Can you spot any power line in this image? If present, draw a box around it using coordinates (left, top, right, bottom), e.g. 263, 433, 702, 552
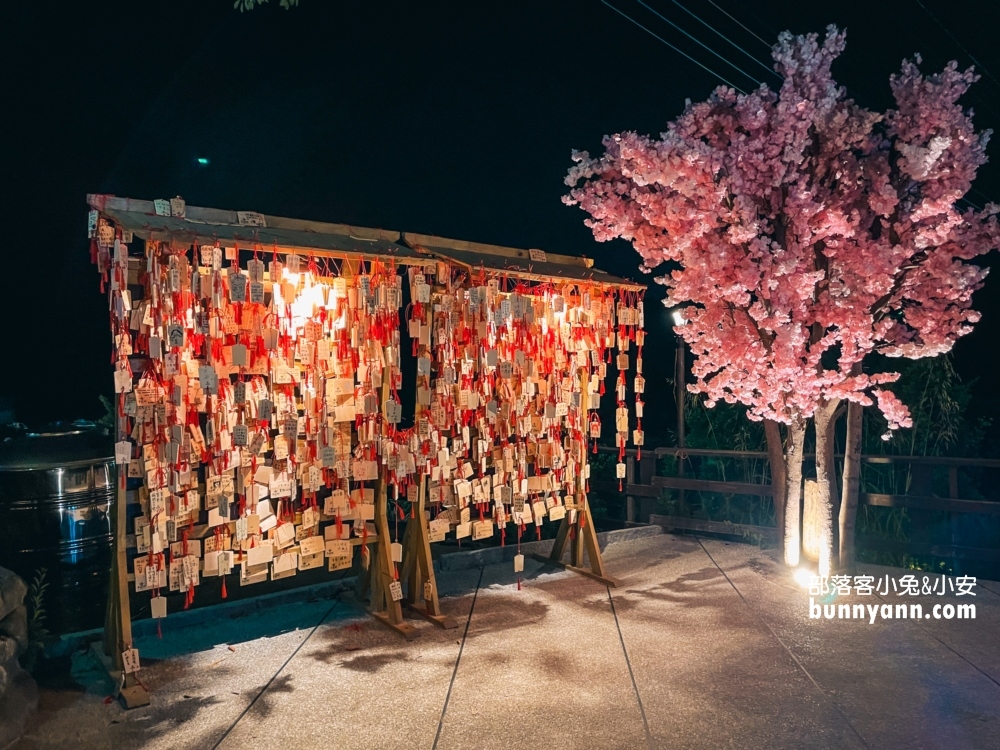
913, 0, 1000, 92
633, 0, 762, 87
670, 0, 780, 82
601, 0, 747, 94
705, 0, 772, 51
970, 187, 993, 204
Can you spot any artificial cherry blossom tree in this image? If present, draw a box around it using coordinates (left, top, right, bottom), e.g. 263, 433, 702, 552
565, 26, 999, 568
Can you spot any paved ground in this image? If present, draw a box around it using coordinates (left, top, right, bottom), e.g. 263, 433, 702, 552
11, 530, 1000, 750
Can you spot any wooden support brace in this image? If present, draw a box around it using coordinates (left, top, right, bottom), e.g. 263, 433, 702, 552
370, 498, 418, 639
401, 475, 458, 629
532, 367, 619, 588
532, 500, 619, 588
101, 411, 150, 709
368, 368, 419, 639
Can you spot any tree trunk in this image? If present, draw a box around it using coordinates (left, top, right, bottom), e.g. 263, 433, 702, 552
783, 418, 806, 566
764, 420, 787, 560
839, 399, 863, 572
812, 399, 841, 575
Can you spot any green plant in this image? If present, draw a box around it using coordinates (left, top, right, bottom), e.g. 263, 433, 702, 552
97, 395, 115, 432
860, 355, 988, 497
22, 568, 49, 673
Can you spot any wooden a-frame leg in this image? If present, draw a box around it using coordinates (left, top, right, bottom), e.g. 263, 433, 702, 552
98, 426, 149, 708
369, 374, 418, 639
572, 509, 585, 567
403, 476, 457, 629
531, 366, 619, 588
533, 499, 620, 588
370, 501, 418, 639
547, 516, 571, 562
400, 512, 418, 599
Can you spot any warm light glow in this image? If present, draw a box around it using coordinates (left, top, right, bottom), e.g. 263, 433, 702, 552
818, 532, 831, 578
786, 545, 800, 567
671, 310, 686, 327
793, 567, 812, 588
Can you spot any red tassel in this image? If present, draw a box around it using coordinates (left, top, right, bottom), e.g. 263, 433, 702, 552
157, 620, 162, 639
221, 576, 228, 599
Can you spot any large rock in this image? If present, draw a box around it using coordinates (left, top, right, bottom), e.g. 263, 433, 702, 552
0, 568, 26, 625
0, 567, 37, 749
0, 605, 27, 657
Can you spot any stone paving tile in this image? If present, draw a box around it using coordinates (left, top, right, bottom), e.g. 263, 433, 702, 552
980, 578, 1000, 597
855, 562, 1000, 684
434, 558, 648, 750
700, 539, 1000, 750
15, 598, 336, 750
216, 568, 482, 750
12, 532, 1000, 750
605, 534, 865, 750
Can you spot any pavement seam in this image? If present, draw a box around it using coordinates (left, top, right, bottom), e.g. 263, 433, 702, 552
432, 565, 484, 750
871, 590, 1000, 690
978, 579, 1000, 598
695, 537, 872, 750
208, 599, 341, 750
607, 587, 655, 750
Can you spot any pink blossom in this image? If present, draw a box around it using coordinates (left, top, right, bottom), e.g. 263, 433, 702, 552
565, 26, 998, 429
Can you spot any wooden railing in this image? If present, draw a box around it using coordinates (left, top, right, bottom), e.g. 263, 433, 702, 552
589, 446, 1000, 566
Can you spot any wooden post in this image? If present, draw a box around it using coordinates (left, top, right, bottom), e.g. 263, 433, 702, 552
401, 475, 458, 629
395, 274, 458, 630
368, 358, 419, 639
534, 367, 619, 587
95, 400, 149, 708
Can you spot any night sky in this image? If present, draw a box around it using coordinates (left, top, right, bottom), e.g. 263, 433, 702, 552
6, 0, 1000, 444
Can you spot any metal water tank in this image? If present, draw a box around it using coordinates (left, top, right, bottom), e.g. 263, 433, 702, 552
0, 422, 113, 634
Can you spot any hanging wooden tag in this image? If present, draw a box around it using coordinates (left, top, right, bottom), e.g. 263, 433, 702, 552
122, 648, 141, 674
389, 581, 403, 601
